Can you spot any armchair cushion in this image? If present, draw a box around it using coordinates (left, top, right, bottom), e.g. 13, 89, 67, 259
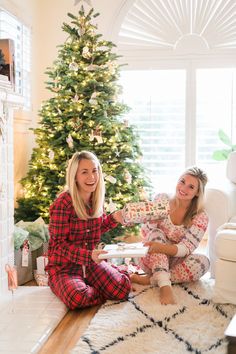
205, 153, 236, 278
227, 151, 236, 183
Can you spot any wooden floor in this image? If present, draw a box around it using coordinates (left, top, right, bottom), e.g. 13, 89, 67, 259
38, 305, 100, 354
28, 239, 208, 354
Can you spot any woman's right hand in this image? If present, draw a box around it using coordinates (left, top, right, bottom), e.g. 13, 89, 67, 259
91, 249, 108, 264
112, 210, 125, 224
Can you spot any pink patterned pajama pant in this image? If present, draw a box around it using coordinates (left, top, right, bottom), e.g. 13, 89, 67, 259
140, 229, 210, 287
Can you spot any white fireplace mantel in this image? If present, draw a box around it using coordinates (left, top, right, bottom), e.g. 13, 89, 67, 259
0, 79, 24, 295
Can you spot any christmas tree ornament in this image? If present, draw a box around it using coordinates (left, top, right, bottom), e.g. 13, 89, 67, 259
82, 46, 91, 59
107, 61, 117, 74
89, 128, 103, 144
108, 198, 117, 213
139, 188, 149, 200
89, 98, 97, 105
94, 134, 103, 144
49, 150, 55, 161
124, 170, 132, 185
89, 130, 94, 141
86, 64, 99, 71
72, 94, 79, 102
71, 117, 82, 130
105, 175, 117, 184
124, 119, 129, 127
69, 61, 79, 71
99, 46, 108, 52
78, 27, 85, 36
66, 134, 74, 149
89, 91, 98, 105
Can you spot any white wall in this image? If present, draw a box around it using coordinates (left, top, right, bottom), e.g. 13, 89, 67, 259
0, 0, 36, 25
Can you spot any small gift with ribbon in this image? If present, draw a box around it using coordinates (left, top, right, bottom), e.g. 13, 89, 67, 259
36, 254, 48, 274
34, 253, 48, 286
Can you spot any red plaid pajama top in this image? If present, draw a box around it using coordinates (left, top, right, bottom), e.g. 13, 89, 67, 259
46, 191, 131, 309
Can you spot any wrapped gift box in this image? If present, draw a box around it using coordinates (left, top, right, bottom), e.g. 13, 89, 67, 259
14, 243, 48, 285
34, 270, 48, 286
36, 256, 48, 274
98, 242, 149, 260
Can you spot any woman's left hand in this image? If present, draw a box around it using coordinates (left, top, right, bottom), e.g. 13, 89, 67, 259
144, 241, 161, 254
144, 241, 178, 256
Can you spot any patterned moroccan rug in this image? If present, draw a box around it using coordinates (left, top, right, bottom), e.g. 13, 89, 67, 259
71, 278, 236, 354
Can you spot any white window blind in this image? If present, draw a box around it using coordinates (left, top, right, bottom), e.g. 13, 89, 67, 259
0, 9, 31, 109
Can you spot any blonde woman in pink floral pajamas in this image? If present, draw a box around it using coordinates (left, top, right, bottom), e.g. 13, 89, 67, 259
121, 166, 210, 305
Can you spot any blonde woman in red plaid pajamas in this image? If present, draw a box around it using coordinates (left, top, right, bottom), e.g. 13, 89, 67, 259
46, 151, 131, 309
120, 167, 210, 305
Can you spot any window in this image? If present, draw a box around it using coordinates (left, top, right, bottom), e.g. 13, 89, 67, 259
0, 8, 31, 109
116, 0, 236, 189
196, 68, 236, 164
120, 67, 236, 189
120, 70, 186, 190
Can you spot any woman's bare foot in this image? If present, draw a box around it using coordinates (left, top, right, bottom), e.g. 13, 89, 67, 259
159, 285, 176, 305
130, 273, 151, 285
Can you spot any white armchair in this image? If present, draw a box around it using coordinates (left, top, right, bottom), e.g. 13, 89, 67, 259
205, 152, 236, 278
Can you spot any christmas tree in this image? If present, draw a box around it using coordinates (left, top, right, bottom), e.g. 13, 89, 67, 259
15, 7, 150, 243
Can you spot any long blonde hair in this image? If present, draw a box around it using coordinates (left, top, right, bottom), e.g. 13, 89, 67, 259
65, 151, 105, 219
175, 166, 208, 226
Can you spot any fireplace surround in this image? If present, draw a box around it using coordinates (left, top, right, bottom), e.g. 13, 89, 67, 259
0, 78, 23, 296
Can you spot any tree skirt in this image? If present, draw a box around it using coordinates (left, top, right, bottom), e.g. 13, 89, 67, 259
71, 279, 236, 354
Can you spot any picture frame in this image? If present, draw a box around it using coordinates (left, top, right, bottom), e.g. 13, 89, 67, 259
0, 39, 15, 87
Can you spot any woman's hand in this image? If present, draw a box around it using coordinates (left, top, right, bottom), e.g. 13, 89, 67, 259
144, 241, 178, 256
112, 210, 134, 226
112, 210, 125, 224
144, 241, 161, 254
91, 249, 108, 264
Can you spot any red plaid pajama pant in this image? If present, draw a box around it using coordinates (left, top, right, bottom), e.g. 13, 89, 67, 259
48, 261, 131, 309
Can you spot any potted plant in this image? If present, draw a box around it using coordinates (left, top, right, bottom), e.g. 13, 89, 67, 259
212, 129, 236, 161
